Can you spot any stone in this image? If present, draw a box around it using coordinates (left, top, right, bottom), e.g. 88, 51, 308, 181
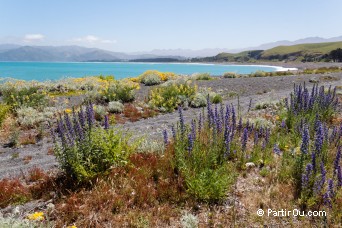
245, 162, 256, 169
309, 77, 319, 83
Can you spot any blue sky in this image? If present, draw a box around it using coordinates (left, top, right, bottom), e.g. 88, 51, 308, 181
0, 0, 341, 52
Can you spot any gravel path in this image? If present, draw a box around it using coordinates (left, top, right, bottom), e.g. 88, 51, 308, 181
0, 73, 341, 179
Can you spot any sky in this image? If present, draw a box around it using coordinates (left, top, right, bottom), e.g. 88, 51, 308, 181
0, 0, 341, 52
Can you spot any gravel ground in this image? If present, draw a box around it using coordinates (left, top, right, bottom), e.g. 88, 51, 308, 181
0, 72, 341, 179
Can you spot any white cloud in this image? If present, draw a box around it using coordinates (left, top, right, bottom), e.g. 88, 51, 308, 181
72, 35, 116, 44
23, 34, 45, 42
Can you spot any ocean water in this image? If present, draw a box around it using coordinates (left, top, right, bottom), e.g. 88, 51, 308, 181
0, 62, 285, 81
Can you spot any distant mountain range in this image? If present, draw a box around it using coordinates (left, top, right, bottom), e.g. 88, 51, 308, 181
0, 45, 184, 62
0, 35, 342, 61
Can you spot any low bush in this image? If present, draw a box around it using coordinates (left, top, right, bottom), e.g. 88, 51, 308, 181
16, 107, 57, 129
141, 74, 162, 86
108, 101, 124, 113
1, 84, 48, 109
223, 72, 239, 78
190, 93, 207, 108
192, 73, 212, 80
148, 81, 197, 112
0, 103, 10, 127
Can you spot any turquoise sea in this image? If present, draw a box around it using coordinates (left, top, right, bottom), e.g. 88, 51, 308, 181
0, 62, 286, 81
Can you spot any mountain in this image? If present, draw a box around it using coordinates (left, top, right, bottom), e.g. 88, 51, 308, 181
0, 45, 184, 62
0, 44, 22, 53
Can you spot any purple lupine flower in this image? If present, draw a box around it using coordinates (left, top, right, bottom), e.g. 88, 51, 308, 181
231, 104, 236, 132
315, 121, 324, 154
300, 124, 309, 154
225, 105, 230, 128
330, 126, 338, 143
247, 98, 252, 112
104, 115, 109, 130
265, 128, 270, 145
207, 95, 212, 127
334, 146, 341, 174
191, 120, 196, 139
253, 131, 259, 146
311, 152, 317, 173
163, 129, 168, 145
72, 110, 84, 141
337, 166, 342, 188
281, 120, 286, 129
241, 127, 248, 151
323, 192, 332, 208
302, 163, 313, 190
273, 144, 281, 155
314, 162, 326, 195
328, 179, 334, 198
178, 106, 185, 137
187, 133, 194, 155
78, 108, 86, 129
64, 113, 75, 145
224, 127, 231, 158
171, 124, 176, 140
86, 103, 95, 128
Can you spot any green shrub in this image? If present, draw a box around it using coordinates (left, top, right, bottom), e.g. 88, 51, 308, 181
53, 106, 136, 182
141, 74, 162, 86
250, 70, 267, 77
223, 72, 239, 78
148, 81, 197, 112
192, 73, 212, 80
2, 85, 48, 109
16, 107, 57, 128
190, 93, 207, 108
108, 101, 124, 113
94, 105, 107, 120
101, 81, 136, 103
210, 93, 222, 104
0, 104, 10, 127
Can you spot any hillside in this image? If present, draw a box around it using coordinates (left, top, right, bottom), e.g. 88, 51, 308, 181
192, 41, 342, 62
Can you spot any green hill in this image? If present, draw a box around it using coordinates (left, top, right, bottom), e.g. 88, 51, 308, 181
261, 41, 342, 61
191, 41, 342, 62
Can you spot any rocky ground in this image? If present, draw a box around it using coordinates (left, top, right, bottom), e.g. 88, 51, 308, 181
0, 71, 341, 179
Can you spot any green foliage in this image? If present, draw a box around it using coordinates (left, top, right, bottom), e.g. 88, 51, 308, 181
108, 101, 124, 113
210, 93, 222, 104
96, 75, 115, 81
16, 107, 57, 129
101, 81, 136, 103
223, 72, 239, 78
192, 73, 212, 80
0, 103, 10, 127
141, 74, 162, 86
190, 93, 207, 108
54, 127, 136, 182
2, 86, 48, 109
148, 81, 197, 112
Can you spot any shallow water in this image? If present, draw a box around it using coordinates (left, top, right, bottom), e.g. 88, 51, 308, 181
0, 62, 283, 81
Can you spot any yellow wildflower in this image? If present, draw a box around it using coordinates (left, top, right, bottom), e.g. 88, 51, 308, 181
275, 115, 280, 120
67, 226, 77, 228
27, 211, 44, 221
65, 109, 72, 114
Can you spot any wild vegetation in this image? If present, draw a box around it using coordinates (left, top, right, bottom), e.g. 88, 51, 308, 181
0, 68, 341, 226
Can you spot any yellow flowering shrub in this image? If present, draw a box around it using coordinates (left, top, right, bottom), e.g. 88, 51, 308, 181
138, 70, 179, 84
149, 81, 197, 112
